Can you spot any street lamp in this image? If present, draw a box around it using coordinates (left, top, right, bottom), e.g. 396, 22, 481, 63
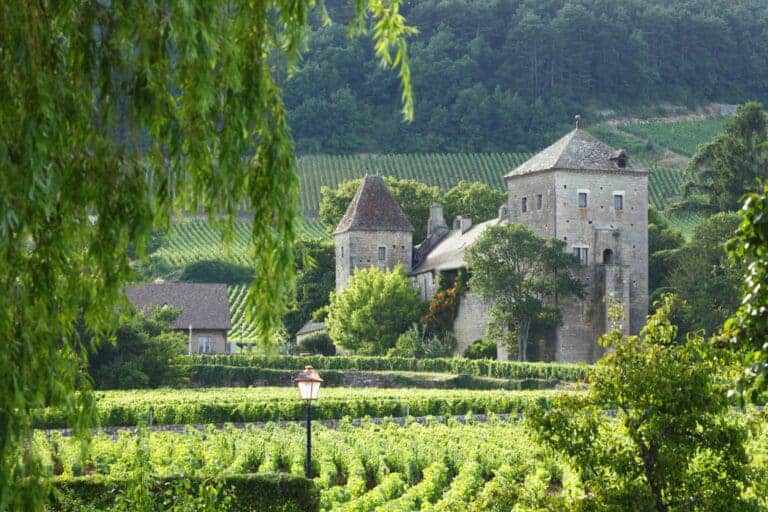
294, 365, 322, 478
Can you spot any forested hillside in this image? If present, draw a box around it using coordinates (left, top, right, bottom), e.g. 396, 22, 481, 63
285, 0, 768, 153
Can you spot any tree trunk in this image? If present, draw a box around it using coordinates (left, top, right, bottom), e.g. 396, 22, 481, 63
518, 319, 530, 361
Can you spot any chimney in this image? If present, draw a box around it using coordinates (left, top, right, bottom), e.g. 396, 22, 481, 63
453, 215, 473, 234
427, 203, 448, 237
498, 205, 509, 221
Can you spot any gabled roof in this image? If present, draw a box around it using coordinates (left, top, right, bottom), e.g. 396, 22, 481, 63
504, 129, 643, 178
126, 283, 231, 331
411, 218, 505, 274
334, 175, 414, 235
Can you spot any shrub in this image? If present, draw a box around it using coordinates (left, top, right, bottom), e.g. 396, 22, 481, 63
298, 332, 336, 356
179, 259, 254, 285
388, 325, 455, 358
464, 340, 497, 360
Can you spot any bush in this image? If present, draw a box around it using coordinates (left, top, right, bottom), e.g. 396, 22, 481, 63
298, 332, 336, 356
388, 325, 455, 358
51, 473, 319, 512
179, 259, 254, 285
464, 340, 497, 360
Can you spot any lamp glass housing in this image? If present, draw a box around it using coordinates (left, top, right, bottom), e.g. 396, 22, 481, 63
295, 365, 322, 401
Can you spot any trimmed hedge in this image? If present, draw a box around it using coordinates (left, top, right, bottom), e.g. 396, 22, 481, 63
36, 388, 567, 428
52, 473, 318, 512
182, 355, 590, 381
186, 365, 558, 391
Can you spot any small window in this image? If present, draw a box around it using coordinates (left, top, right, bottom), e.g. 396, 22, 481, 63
536, 194, 542, 209
572, 247, 589, 265
378, 246, 386, 262
198, 336, 212, 354
341, 246, 344, 257
578, 192, 588, 208
521, 197, 528, 212
613, 194, 623, 210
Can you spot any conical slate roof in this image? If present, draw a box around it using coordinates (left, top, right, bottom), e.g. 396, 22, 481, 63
334, 175, 414, 235
504, 128, 642, 178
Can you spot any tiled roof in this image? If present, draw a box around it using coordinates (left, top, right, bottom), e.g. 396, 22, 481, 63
126, 283, 231, 331
411, 218, 504, 274
334, 175, 414, 235
504, 129, 644, 178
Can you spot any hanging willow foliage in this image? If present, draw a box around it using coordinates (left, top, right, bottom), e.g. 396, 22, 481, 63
0, 1, 413, 509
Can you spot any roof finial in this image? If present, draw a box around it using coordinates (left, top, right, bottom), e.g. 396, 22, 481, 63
575, 114, 581, 129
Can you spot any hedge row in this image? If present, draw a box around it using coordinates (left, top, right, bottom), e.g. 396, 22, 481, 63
52, 473, 318, 511
186, 365, 559, 391
36, 389, 567, 428
182, 355, 590, 381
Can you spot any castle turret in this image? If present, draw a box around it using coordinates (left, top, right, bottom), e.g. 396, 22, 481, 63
334, 175, 414, 291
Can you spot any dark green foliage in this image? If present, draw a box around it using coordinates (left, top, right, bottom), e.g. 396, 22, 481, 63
183, 354, 589, 381
648, 206, 686, 297
179, 260, 254, 285
88, 307, 186, 390
464, 340, 498, 360
288, 1, 768, 154
529, 297, 756, 511
51, 473, 319, 512
388, 325, 456, 359
442, 181, 507, 226
298, 332, 337, 356
684, 102, 768, 213
283, 239, 335, 336
722, 182, 768, 400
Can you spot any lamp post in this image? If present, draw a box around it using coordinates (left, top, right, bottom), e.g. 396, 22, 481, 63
294, 365, 322, 478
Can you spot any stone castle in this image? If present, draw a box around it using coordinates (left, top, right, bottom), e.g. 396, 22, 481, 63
333, 127, 648, 363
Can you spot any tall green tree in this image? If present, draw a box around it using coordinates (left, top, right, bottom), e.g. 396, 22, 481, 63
722, 182, 768, 401
529, 297, 756, 511
442, 180, 506, 227
326, 265, 424, 355
0, 2, 413, 509
466, 224, 583, 361
684, 102, 768, 213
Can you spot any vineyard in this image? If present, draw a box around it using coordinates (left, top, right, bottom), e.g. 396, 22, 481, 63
228, 285, 261, 343
42, 418, 575, 511
622, 117, 728, 156
36, 388, 566, 429
152, 217, 329, 268
296, 153, 530, 213
647, 164, 685, 210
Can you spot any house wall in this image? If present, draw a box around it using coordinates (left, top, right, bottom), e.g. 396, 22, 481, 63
451, 292, 493, 356
506, 173, 556, 238
335, 230, 413, 291
183, 330, 230, 354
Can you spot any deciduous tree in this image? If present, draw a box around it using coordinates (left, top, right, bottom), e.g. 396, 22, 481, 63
466, 224, 582, 361
326, 266, 424, 355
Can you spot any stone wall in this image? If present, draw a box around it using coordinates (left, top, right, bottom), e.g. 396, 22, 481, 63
335, 230, 412, 291
452, 292, 493, 356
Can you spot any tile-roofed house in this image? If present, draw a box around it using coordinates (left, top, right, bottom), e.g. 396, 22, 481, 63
296, 319, 327, 343
504, 128, 639, 178
334, 175, 414, 234
126, 283, 233, 354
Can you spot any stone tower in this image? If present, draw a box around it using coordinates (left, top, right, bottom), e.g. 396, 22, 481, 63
334, 175, 414, 291
504, 128, 648, 363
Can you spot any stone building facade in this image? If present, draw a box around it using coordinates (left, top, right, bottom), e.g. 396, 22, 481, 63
333, 129, 648, 363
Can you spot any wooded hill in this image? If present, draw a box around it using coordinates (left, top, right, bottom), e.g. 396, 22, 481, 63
285, 0, 767, 154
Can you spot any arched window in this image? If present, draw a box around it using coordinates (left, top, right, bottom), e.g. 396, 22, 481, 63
603, 249, 614, 264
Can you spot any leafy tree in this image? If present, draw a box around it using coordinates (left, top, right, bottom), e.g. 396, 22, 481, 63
297, 332, 337, 356
326, 266, 424, 355
319, 177, 440, 240
722, 182, 768, 400
442, 181, 507, 227
663, 213, 742, 336
647, 206, 685, 299
89, 307, 186, 390
529, 297, 756, 511
684, 102, 768, 213
466, 224, 583, 361
0, 2, 413, 508
282, 239, 335, 336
